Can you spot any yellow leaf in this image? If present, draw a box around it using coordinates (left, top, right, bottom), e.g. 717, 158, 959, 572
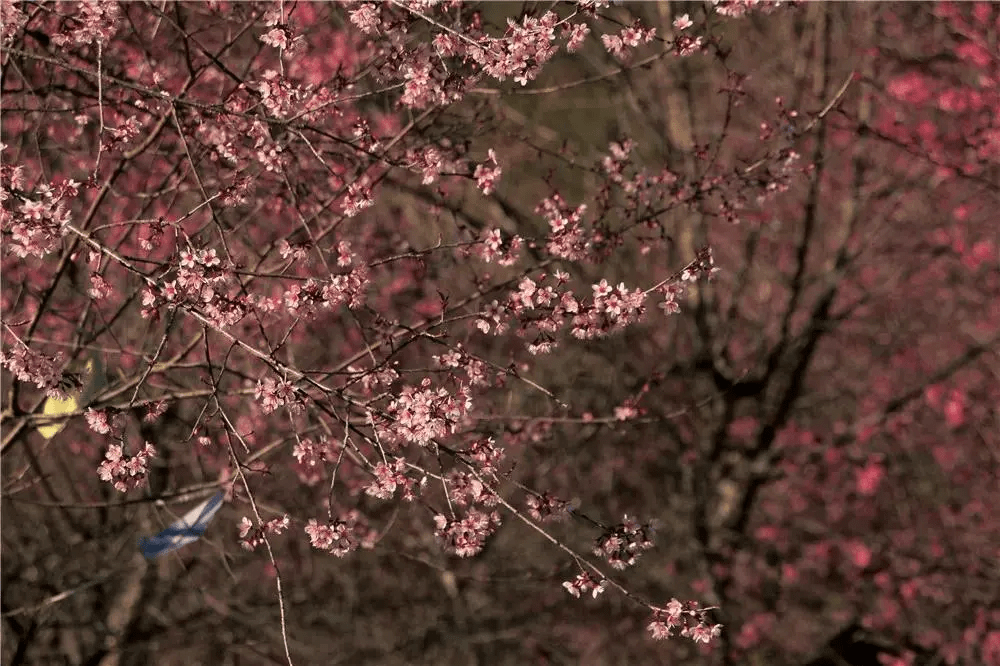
36, 353, 103, 440
37, 394, 79, 439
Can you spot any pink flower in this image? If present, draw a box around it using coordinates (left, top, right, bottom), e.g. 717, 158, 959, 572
526, 492, 569, 522
845, 540, 872, 569
255, 377, 297, 414
366, 458, 411, 500
592, 279, 613, 299
261, 27, 290, 50
614, 403, 639, 421
924, 384, 945, 408
144, 401, 168, 423
239, 515, 291, 551
466, 437, 505, 474
648, 599, 721, 644
85, 409, 112, 435
687, 622, 722, 644
349, 3, 382, 34
565, 22, 590, 52
856, 459, 885, 496
563, 572, 606, 598
88, 274, 113, 300
292, 437, 335, 468
474, 149, 502, 195
446, 470, 493, 507
943, 391, 966, 428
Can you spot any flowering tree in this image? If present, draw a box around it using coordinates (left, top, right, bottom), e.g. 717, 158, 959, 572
651, 3, 1000, 665
1, 2, 997, 665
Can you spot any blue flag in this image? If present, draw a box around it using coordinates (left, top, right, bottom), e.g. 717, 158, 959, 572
139, 492, 224, 559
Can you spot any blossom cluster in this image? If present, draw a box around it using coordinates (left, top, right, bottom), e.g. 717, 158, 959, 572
433, 508, 502, 558
0, 344, 63, 396
354, 364, 400, 395
473, 149, 503, 195
342, 177, 375, 218
475, 228, 523, 266
258, 4, 304, 55
470, 12, 562, 87
255, 377, 299, 415
563, 571, 608, 599
251, 261, 370, 323
406, 145, 461, 186
526, 491, 571, 522
1, 172, 79, 259
348, 5, 632, 109
647, 598, 723, 645
477, 269, 649, 353
593, 515, 655, 570
238, 514, 291, 551
578, 279, 647, 339
140, 245, 248, 328
96, 443, 157, 493
254, 70, 312, 119
538, 193, 593, 261
0, 0, 27, 46
365, 457, 417, 500
291, 436, 338, 469
464, 437, 505, 475
102, 116, 142, 154
672, 33, 705, 58
433, 345, 489, 387
305, 510, 377, 557
754, 148, 802, 205
712, 0, 785, 19
49, 0, 121, 47
680, 246, 721, 283
601, 22, 657, 61
378, 378, 473, 447
601, 139, 637, 185
85, 408, 126, 436
445, 470, 498, 507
